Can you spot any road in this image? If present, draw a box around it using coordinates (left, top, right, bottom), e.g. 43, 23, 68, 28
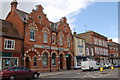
33, 68, 119, 80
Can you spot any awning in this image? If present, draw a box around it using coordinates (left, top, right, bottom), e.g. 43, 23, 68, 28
87, 56, 94, 59
76, 56, 87, 59
0, 52, 21, 57
0, 52, 12, 57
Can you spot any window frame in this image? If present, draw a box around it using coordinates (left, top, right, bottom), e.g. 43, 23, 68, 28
52, 34, 56, 44
59, 36, 63, 46
42, 53, 48, 66
30, 30, 35, 41
52, 53, 56, 65
33, 57, 37, 67
68, 38, 71, 47
4, 39, 15, 50
43, 32, 48, 43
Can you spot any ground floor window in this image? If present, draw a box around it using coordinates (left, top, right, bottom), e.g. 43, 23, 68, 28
33, 57, 37, 66
2, 57, 18, 69
52, 53, 56, 65
42, 52, 48, 66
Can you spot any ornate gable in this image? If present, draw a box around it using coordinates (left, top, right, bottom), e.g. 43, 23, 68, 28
58, 31, 64, 37
29, 22, 38, 31
42, 26, 50, 34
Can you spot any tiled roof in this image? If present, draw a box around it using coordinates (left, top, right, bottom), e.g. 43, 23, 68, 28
0, 19, 22, 39
15, 9, 28, 22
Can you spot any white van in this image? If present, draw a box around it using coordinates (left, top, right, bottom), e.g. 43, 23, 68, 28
81, 61, 99, 71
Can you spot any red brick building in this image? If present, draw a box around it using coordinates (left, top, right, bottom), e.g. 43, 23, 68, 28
77, 30, 109, 63
108, 39, 120, 65
5, 0, 74, 72
0, 19, 23, 70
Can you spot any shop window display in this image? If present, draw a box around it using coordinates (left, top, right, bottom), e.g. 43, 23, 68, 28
2, 57, 18, 69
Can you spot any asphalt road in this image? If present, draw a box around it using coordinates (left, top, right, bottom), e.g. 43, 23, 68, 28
34, 68, 119, 80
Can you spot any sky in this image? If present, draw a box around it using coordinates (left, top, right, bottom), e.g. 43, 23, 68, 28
0, 0, 119, 43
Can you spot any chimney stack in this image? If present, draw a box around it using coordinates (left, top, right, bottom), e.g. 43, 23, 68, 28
60, 17, 67, 23
11, 0, 18, 11
109, 39, 113, 42
74, 32, 76, 35
36, 5, 44, 12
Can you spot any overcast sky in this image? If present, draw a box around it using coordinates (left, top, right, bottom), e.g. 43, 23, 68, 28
0, 0, 119, 43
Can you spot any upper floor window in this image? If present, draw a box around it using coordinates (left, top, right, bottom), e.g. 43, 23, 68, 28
52, 53, 56, 65
43, 32, 48, 43
60, 36, 63, 45
52, 34, 56, 44
86, 48, 89, 56
68, 38, 70, 47
78, 39, 80, 45
4, 39, 15, 50
94, 38, 96, 45
30, 30, 35, 41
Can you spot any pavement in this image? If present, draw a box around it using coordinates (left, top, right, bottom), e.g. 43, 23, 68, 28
40, 68, 119, 78
40, 69, 82, 77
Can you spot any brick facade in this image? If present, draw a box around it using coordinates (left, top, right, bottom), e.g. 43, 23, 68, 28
108, 39, 120, 64
77, 30, 109, 63
5, 1, 74, 72
0, 19, 23, 69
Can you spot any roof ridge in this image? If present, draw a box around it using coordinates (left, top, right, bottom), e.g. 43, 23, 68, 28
16, 9, 29, 14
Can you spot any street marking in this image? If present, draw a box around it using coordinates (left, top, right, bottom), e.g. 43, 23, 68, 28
77, 73, 81, 74
91, 76, 97, 78
86, 72, 90, 74
83, 76, 86, 77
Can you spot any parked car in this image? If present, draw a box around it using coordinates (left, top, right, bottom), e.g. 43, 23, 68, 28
104, 63, 112, 69
0, 66, 40, 80
81, 61, 99, 71
118, 64, 120, 67
114, 64, 119, 68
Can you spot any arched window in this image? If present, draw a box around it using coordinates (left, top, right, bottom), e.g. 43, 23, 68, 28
33, 57, 37, 66
30, 30, 35, 41
43, 32, 48, 43
42, 53, 48, 66
52, 53, 56, 65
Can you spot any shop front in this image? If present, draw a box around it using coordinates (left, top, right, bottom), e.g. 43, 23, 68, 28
0, 52, 21, 70
74, 56, 87, 69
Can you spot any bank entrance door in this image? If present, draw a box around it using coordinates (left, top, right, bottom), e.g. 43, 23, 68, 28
60, 54, 63, 69
25, 57, 30, 69
66, 54, 71, 70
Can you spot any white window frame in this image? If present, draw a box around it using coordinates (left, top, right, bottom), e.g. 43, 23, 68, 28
86, 48, 89, 56
43, 32, 48, 43
60, 36, 63, 46
30, 30, 35, 41
68, 38, 71, 47
4, 39, 15, 50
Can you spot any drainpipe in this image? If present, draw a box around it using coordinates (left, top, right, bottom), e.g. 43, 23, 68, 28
50, 29, 52, 72
57, 32, 59, 71
22, 21, 26, 67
